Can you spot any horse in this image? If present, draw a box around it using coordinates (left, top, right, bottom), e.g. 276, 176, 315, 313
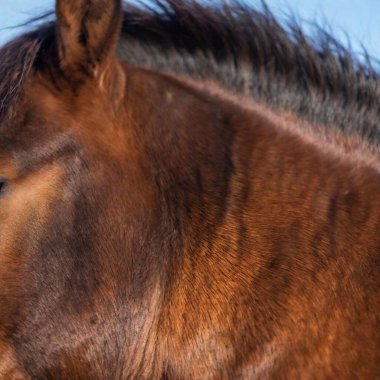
0, 0, 379, 378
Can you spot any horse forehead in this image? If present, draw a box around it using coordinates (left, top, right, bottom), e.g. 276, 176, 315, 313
20, 77, 120, 150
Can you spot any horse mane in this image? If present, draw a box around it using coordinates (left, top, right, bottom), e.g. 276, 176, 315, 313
0, 34, 40, 123
1, 0, 380, 145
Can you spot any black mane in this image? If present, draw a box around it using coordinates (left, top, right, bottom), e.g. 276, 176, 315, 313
1, 0, 380, 143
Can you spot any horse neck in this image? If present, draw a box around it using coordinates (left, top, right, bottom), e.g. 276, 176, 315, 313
114, 65, 380, 374
236, 112, 380, 258
123, 65, 380, 288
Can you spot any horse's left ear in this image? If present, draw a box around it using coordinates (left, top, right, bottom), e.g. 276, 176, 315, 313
56, 0, 122, 82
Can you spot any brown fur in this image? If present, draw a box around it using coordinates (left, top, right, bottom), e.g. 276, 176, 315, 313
0, 1, 379, 379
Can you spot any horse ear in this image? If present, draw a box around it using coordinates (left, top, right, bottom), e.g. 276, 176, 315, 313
56, 0, 122, 80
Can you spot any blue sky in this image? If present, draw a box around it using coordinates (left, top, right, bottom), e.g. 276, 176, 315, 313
0, 0, 379, 62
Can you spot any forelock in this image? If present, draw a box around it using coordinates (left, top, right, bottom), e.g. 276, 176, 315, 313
0, 34, 41, 122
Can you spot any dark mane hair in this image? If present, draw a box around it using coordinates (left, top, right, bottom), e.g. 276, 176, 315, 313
0, 35, 40, 122
1, 0, 380, 143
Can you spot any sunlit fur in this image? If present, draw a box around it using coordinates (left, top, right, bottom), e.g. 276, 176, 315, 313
0, 1, 379, 379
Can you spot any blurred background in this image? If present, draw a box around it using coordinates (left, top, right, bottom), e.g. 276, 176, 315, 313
0, 0, 379, 63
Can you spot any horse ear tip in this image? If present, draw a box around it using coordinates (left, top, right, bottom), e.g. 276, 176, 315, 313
56, 0, 124, 79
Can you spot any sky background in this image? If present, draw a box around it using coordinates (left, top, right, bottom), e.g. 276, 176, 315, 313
0, 0, 379, 63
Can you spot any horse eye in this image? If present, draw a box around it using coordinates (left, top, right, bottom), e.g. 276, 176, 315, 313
0, 179, 8, 197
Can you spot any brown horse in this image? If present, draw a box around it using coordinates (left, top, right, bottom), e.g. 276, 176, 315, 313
0, 0, 379, 378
